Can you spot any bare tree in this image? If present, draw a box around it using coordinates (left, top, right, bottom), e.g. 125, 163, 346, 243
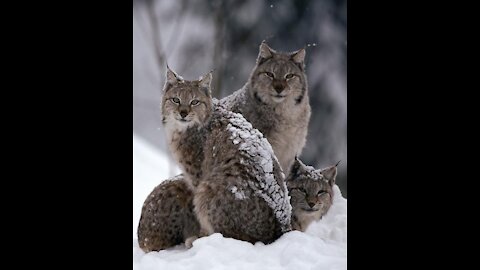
211, 0, 225, 98
145, 0, 165, 68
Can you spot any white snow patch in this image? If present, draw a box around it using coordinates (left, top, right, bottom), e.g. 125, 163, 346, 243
218, 105, 292, 231
305, 185, 347, 245
133, 135, 181, 238
229, 186, 247, 200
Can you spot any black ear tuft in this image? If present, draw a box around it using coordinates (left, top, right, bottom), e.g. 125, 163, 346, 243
290, 157, 300, 176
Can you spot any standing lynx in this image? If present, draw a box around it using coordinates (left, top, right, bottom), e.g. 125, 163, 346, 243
219, 41, 311, 176
286, 158, 337, 232
161, 66, 291, 244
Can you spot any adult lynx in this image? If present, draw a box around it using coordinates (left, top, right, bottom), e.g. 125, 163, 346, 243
219, 41, 311, 176
161, 66, 291, 244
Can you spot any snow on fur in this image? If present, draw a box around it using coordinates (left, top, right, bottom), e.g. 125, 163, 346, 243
290, 159, 336, 185
297, 159, 325, 181
229, 186, 247, 200
215, 104, 292, 232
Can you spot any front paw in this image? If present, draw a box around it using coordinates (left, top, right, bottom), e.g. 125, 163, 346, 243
184, 236, 198, 248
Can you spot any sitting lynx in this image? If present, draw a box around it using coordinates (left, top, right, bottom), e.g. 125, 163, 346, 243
286, 157, 338, 232
137, 175, 200, 252
137, 159, 337, 251
161, 66, 291, 244
219, 41, 311, 176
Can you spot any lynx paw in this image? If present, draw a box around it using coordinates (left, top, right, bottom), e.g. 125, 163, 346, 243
185, 236, 198, 248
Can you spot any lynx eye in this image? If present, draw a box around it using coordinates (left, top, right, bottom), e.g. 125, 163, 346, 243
317, 190, 326, 196
285, 73, 295, 79
190, 99, 200, 106
171, 97, 180, 104
264, 72, 274, 78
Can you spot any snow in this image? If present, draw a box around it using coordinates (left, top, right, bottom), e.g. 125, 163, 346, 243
133, 134, 347, 270
229, 186, 247, 200
133, 135, 181, 238
220, 105, 291, 231
301, 162, 325, 181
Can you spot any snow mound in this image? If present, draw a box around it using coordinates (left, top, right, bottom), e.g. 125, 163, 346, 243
133, 185, 346, 270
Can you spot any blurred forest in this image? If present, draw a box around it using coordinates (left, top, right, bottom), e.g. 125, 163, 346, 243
133, 0, 347, 196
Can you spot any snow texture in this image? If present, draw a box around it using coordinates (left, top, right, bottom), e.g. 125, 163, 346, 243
299, 160, 327, 182
216, 104, 292, 231
229, 186, 247, 200
133, 135, 347, 270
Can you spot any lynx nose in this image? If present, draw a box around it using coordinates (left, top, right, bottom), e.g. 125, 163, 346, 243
308, 202, 316, 208
180, 111, 188, 118
273, 80, 286, 94
274, 84, 284, 94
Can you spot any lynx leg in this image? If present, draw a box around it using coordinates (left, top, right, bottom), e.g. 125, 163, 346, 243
184, 236, 198, 248
193, 183, 215, 237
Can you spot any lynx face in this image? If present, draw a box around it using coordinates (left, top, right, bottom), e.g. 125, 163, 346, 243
287, 158, 336, 218
161, 66, 213, 132
251, 42, 307, 105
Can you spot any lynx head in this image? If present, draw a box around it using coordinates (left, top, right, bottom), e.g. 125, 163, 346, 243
249, 41, 307, 105
286, 157, 337, 216
161, 66, 214, 131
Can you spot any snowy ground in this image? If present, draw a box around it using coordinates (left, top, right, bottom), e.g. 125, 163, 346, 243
133, 135, 347, 270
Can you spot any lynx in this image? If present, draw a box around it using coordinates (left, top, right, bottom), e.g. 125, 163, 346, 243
137, 175, 200, 252
161, 66, 291, 244
218, 41, 311, 176
286, 158, 337, 232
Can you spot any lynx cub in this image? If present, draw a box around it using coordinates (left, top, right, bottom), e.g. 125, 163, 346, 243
161, 66, 291, 244
286, 157, 337, 232
219, 41, 311, 176
137, 175, 200, 252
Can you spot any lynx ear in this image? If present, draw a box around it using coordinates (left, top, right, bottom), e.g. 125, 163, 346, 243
165, 65, 182, 85
291, 48, 306, 64
198, 71, 213, 96
258, 41, 275, 61
320, 165, 338, 186
290, 156, 305, 178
